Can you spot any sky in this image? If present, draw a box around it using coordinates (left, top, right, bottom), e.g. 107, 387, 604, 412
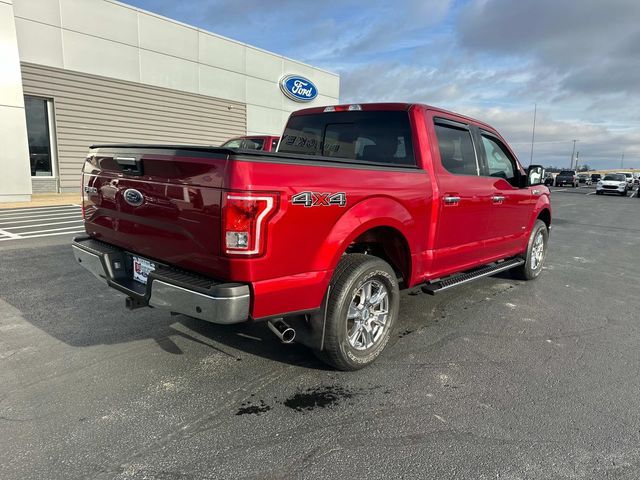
126, 0, 640, 169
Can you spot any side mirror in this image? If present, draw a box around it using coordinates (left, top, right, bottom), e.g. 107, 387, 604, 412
527, 165, 544, 186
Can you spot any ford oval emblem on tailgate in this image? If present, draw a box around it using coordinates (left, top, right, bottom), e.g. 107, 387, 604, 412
279, 75, 318, 102
123, 188, 144, 206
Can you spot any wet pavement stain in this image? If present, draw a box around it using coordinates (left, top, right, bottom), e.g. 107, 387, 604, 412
236, 400, 271, 416
398, 329, 414, 338
283, 385, 354, 412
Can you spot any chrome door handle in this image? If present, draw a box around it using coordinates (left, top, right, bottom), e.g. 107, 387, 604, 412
443, 196, 461, 204
492, 195, 505, 203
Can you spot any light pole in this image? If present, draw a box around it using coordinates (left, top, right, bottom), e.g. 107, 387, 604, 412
529, 103, 537, 166
621, 152, 625, 169
570, 139, 578, 169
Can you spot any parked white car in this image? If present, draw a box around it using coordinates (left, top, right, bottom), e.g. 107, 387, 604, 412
617, 172, 634, 187
596, 173, 629, 196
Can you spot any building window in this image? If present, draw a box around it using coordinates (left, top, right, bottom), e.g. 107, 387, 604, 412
24, 96, 55, 177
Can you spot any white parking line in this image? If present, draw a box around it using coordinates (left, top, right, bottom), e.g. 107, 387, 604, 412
0, 205, 81, 215
16, 225, 85, 236
0, 230, 84, 241
586, 191, 596, 196
0, 214, 81, 226
6, 219, 84, 230
0, 209, 81, 221
0, 228, 21, 239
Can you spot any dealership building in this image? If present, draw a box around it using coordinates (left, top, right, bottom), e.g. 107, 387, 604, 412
0, 0, 340, 202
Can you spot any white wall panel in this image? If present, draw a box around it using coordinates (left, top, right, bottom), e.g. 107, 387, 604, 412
246, 104, 286, 135
12, 0, 60, 27
0, 3, 27, 106
140, 49, 198, 93
60, 0, 138, 47
245, 47, 283, 82
199, 64, 246, 103
246, 76, 283, 110
14, 18, 63, 68
138, 11, 198, 62
199, 32, 245, 74
63, 29, 140, 82
0, 1, 31, 201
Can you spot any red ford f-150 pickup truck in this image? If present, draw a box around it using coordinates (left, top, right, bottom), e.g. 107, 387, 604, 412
72, 103, 550, 370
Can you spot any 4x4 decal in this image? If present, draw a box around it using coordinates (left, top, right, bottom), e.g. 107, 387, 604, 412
291, 191, 347, 207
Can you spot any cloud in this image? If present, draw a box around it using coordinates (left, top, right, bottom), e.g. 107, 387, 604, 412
457, 0, 640, 96
125, 0, 640, 168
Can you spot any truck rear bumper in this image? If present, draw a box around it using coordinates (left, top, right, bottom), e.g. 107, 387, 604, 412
72, 236, 250, 324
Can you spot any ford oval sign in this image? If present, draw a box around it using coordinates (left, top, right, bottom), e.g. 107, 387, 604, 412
123, 188, 144, 207
279, 75, 318, 102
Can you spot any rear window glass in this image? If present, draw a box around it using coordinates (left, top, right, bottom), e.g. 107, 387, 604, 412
558, 170, 575, 176
278, 111, 416, 166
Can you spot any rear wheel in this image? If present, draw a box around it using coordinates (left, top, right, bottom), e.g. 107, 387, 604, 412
513, 220, 548, 281
314, 254, 399, 371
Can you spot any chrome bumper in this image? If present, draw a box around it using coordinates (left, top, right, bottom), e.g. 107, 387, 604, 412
72, 236, 250, 324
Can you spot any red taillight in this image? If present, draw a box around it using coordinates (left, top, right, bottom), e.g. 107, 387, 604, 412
222, 192, 278, 256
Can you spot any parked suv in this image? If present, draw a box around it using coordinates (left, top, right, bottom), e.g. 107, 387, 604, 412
617, 172, 634, 188
555, 170, 578, 187
596, 173, 629, 196
591, 173, 602, 183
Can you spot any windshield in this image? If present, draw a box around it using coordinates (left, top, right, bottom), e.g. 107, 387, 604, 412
279, 110, 416, 166
559, 170, 575, 176
604, 174, 625, 181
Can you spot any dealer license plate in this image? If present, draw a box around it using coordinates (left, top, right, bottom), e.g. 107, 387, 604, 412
132, 255, 156, 285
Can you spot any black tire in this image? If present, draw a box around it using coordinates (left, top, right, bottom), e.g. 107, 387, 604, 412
314, 254, 400, 371
512, 220, 548, 281
621, 189, 627, 197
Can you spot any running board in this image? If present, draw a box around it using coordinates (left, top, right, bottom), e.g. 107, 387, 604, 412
421, 258, 525, 295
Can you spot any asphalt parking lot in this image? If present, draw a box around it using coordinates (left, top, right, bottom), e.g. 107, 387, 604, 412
1, 188, 639, 480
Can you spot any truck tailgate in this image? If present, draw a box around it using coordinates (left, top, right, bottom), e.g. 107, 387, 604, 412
82, 146, 229, 278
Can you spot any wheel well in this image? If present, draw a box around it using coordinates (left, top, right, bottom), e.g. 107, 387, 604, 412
346, 226, 411, 287
537, 208, 551, 229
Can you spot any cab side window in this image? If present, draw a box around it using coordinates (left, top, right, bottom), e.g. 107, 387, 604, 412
434, 123, 479, 176
481, 134, 517, 185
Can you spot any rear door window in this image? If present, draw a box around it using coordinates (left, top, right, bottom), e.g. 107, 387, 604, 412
433, 123, 479, 176
279, 110, 416, 166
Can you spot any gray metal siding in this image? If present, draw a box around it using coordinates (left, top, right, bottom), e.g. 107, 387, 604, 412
21, 63, 247, 192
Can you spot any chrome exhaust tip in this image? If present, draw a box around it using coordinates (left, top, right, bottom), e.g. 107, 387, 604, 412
267, 319, 296, 344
